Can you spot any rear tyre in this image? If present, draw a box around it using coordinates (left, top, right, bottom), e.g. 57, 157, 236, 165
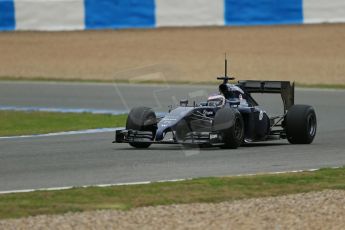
213, 107, 244, 149
126, 107, 156, 148
285, 105, 317, 144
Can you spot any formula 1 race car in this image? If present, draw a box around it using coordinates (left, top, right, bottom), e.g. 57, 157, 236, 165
114, 60, 317, 149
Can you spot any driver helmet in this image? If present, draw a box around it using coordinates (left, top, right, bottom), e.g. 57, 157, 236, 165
207, 94, 225, 107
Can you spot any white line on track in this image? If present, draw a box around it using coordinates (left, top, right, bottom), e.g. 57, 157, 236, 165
0, 127, 124, 140
0, 179, 188, 195
0, 167, 341, 195
0, 105, 128, 115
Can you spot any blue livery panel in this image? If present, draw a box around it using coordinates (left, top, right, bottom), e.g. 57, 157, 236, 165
84, 0, 155, 29
0, 0, 15, 31
225, 0, 303, 26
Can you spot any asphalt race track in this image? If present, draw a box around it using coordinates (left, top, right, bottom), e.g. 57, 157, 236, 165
1, 81, 345, 192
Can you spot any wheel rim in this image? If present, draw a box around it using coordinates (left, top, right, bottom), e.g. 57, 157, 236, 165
307, 114, 317, 137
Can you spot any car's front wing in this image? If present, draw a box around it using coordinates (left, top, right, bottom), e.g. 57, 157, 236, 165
113, 129, 225, 146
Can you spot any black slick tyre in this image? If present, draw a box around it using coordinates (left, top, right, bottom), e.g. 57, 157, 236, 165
174, 120, 204, 148
213, 107, 244, 149
222, 113, 244, 149
174, 119, 191, 142
126, 107, 156, 148
285, 105, 317, 144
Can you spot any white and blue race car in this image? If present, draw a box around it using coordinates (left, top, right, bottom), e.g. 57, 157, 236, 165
114, 61, 317, 149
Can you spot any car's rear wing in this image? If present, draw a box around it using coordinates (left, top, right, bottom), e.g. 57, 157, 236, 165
238, 80, 295, 112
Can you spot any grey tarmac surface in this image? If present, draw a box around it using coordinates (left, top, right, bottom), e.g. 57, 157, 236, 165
0, 82, 345, 191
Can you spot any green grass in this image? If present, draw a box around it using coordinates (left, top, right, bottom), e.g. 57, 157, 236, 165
0, 111, 127, 136
0, 167, 344, 220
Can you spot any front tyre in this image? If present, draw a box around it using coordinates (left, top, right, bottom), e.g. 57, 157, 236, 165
126, 107, 156, 148
285, 105, 317, 144
213, 107, 244, 149
222, 113, 244, 149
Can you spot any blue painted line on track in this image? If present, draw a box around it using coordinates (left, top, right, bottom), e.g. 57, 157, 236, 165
0, 105, 128, 115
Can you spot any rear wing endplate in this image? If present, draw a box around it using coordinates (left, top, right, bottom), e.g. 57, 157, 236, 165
238, 80, 295, 112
